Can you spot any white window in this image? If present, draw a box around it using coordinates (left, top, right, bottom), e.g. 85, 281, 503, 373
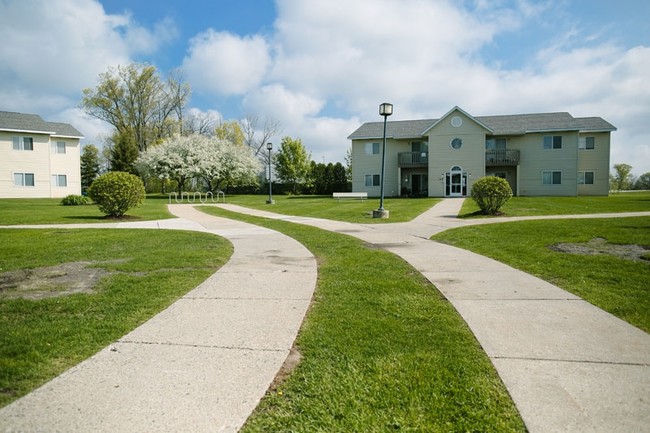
365, 142, 380, 155
14, 172, 35, 186
53, 141, 66, 154
578, 171, 595, 185
542, 170, 562, 185
579, 137, 595, 150
543, 136, 562, 150
52, 174, 67, 187
365, 174, 380, 186
12, 136, 34, 151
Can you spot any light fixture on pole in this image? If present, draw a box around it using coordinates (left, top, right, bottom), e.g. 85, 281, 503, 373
373, 102, 393, 219
266, 142, 274, 204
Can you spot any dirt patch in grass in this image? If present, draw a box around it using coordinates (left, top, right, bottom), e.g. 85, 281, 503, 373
0, 261, 113, 300
550, 237, 649, 262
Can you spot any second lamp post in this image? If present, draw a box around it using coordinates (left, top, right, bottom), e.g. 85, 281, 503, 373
266, 142, 274, 204
373, 102, 393, 218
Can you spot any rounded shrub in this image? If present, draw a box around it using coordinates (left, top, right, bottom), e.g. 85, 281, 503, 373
60, 194, 90, 206
88, 171, 145, 218
470, 176, 513, 215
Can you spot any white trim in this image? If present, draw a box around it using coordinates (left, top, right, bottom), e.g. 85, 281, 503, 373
1, 127, 57, 135
422, 106, 494, 135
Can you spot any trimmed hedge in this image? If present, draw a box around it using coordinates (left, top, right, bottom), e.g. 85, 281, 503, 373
471, 176, 513, 215
88, 171, 145, 218
60, 194, 91, 206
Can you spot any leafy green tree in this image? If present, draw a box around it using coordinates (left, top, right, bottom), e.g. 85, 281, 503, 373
611, 163, 633, 191
80, 144, 101, 194
274, 137, 312, 194
88, 171, 145, 218
633, 172, 650, 190
215, 120, 245, 146
308, 161, 327, 194
331, 162, 349, 192
81, 63, 190, 153
471, 176, 513, 215
110, 130, 139, 175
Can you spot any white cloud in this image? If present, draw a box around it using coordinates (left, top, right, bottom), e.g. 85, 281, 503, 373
253, 0, 650, 174
58, 107, 113, 145
242, 84, 324, 124
0, 0, 176, 139
182, 30, 270, 96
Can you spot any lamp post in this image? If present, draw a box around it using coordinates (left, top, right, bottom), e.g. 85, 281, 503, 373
266, 142, 274, 204
373, 102, 393, 218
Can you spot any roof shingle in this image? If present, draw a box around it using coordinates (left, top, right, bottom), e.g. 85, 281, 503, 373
348, 110, 616, 139
0, 111, 83, 138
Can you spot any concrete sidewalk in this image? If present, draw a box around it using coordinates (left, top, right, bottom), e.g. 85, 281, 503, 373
217, 199, 650, 433
0, 205, 317, 433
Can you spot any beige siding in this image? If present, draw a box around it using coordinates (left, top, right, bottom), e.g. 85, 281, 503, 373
509, 132, 579, 196
352, 138, 406, 197
350, 108, 614, 198
0, 132, 81, 198
425, 110, 486, 197
577, 132, 610, 195
49, 139, 82, 198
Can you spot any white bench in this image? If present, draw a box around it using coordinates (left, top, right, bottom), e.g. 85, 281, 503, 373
333, 192, 367, 201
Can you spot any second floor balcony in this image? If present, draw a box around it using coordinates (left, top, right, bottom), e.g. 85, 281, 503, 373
486, 149, 520, 166
398, 152, 428, 167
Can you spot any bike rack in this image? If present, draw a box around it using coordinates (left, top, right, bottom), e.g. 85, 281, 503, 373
168, 191, 226, 204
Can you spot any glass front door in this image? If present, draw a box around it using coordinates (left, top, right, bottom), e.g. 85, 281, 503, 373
445, 166, 467, 197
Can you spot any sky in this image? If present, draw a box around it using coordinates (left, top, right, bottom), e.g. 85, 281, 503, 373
1, 0, 649, 175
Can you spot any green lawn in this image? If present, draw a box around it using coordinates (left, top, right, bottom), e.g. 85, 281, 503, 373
199, 206, 525, 432
0, 194, 172, 225
0, 229, 232, 407
222, 194, 440, 223
432, 217, 650, 332
459, 191, 650, 217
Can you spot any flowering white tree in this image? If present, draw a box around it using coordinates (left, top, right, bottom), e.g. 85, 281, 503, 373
193, 137, 261, 192
137, 135, 198, 194
137, 134, 261, 194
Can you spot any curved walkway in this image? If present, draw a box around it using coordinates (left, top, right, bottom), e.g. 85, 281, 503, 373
215, 199, 650, 433
1, 200, 649, 432
0, 204, 317, 433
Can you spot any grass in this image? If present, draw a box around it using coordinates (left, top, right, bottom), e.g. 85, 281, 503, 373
432, 217, 650, 332
0, 194, 173, 225
199, 206, 525, 432
222, 194, 440, 223
0, 229, 232, 407
459, 191, 650, 217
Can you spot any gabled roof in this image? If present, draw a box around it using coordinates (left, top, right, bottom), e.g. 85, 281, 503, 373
0, 110, 84, 138
348, 108, 616, 140
423, 106, 494, 135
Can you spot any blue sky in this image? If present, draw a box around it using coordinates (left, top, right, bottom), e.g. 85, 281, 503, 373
1, 0, 649, 175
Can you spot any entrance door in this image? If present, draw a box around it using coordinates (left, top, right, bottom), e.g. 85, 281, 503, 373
445, 166, 466, 197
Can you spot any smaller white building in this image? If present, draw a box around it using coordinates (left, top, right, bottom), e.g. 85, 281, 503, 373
0, 111, 84, 198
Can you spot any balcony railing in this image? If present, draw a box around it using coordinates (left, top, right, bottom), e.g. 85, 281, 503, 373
398, 152, 428, 167
485, 149, 520, 166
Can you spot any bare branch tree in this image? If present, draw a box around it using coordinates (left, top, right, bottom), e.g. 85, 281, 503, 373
239, 114, 282, 164
183, 110, 219, 136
